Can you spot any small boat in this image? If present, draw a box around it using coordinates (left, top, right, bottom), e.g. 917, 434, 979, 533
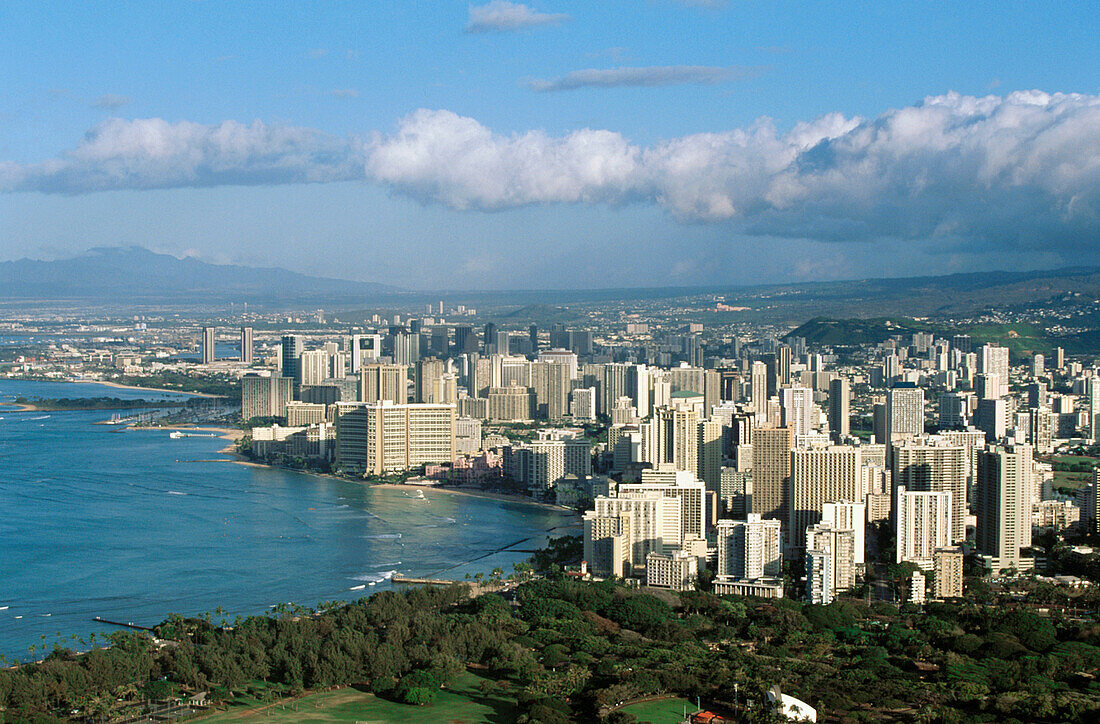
169, 431, 184, 439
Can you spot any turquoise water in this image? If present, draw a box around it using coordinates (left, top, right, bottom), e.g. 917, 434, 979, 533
0, 380, 573, 660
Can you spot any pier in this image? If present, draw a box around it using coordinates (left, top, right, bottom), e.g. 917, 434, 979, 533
92, 617, 153, 631
390, 576, 462, 586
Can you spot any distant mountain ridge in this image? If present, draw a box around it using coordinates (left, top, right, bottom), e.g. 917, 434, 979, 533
0, 247, 401, 302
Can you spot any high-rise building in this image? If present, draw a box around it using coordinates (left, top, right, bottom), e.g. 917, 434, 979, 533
571, 387, 597, 422
805, 546, 833, 604
976, 397, 1007, 442
891, 437, 967, 543
751, 427, 795, 523
589, 495, 667, 574
1089, 377, 1100, 443
415, 358, 446, 404
886, 383, 924, 448
751, 361, 768, 418
335, 401, 456, 476
895, 486, 952, 569
531, 361, 571, 420
583, 511, 632, 578
976, 444, 1034, 573
978, 344, 1010, 398
829, 377, 850, 442
781, 386, 816, 437
299, 349, 329, 387
240, 326, 254, 364
281, 335, 303, 381
201, 326, 216, 365
788, 446, 863, 550
697, 420, 723, 493
822, 500, 866, 567
641, 406, 700, 478
487, 383, 535, 421
506, 429, 591, 492
714, 514, 783, 598
619, 468, 707, 546
241, 373, 293, 421
938, 392, 970, 429
806, 522, 856, 598
932, 547, 964, 599
359, 363, 408, 404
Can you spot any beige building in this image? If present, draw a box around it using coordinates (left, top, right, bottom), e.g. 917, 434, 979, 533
591, 495, 668, 573
645, 550, 698, 591
751, 426, 795, 523
359, 363, 408, 404
977, 444, 1035, 574
487, 383, 535, 421
788, 445, 863, 550
241, 373, 293, 421
619, 468, 707, 546
583, 511, 632, 578
932, 547, 964, 599
715, 513, 782, 596
285, 401, 326, 427
335, 401, 455, 476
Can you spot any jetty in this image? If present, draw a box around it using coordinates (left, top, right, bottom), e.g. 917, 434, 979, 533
92, 617, 153, 631
390, 576, 461, 586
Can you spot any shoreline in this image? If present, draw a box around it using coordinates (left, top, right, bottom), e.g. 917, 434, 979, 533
76, 378, 220, 398
371, 482, 580, 516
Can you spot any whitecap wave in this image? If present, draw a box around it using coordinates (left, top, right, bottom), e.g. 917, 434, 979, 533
364, 533, 401, 540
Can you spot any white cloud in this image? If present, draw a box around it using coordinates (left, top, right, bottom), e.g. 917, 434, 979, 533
465, 1, 569, 33
366, 109, 641, 209
0, 117, 364, 193
4, 91, 1100, 254
528, 65, 757, 92
92, 94, 132, 109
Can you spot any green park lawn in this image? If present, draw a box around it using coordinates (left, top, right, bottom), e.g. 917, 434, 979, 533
618, 696, 697, 724
197, 672, 516, 724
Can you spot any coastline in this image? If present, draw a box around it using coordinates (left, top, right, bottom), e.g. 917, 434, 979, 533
371, 482, 581, 516
76, 378, 220, 398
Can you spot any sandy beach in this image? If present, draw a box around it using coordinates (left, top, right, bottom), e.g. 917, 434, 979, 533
371, 482, 581, 516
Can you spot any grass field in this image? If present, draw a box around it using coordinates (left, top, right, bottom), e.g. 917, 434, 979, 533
197, 672, 516, 724
1050, 454, 1100, 493
618, 697, 696, 724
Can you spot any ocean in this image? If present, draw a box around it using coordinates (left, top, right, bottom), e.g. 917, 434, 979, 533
0, 379, 573, 661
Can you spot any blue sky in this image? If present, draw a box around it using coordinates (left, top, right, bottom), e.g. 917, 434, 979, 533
1, 1, 1098, 289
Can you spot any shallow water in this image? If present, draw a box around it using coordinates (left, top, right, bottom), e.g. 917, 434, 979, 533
0, 379, 571, 660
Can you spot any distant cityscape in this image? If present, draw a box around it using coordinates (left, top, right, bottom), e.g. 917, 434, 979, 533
7, 297, 1098, 614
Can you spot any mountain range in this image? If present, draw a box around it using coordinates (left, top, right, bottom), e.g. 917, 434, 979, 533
0, 247, 401, 303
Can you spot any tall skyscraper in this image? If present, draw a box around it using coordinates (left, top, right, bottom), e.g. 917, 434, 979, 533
281, 335, 303, 381
781, 386, 816, 437
895, 486, 952, 569
751, 426, 795, 523
714, 514, 783, 598
805, 523, 856, 598
886, 383, 924, 448
751, 361, 768, 418
976, 444, 1034, 573
789, 445, 863, 549
641, 406, 700, 478
201, 326, 215, 365
359, 363, 408, 404
828, 377, 850, 442
299, 349, 329, 387
892, 436, 968, 543
241, 373, 293, 421
978, 344, 1010, 398
1089, 376, 1100, 443
240, 326, 254, 365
